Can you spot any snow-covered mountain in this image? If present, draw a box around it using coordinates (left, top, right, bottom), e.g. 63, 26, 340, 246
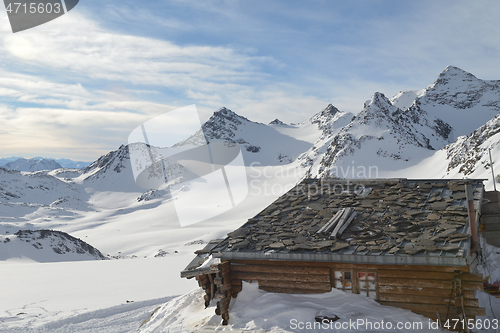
296, 104, 353, 174
0, 156, 23, 166
313, 92, 445, 177
269, 118, 286, 125
198, 107, 325, 165
53, 158, 91, 169
0, 157, 90, 170
0, 167, 90, 223
392, 112, 500, 187
0, 229, 107, 262
309, 66, 500, 179
394, 65, 500, 141
445, 114, 500, 177
76, 144, 140, 191
4, 158, 62, 172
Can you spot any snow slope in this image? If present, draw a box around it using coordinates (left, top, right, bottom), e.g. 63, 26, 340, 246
0, 257, 194, 331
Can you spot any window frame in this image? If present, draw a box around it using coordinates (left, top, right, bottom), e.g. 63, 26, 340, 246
331, 268, 379, 300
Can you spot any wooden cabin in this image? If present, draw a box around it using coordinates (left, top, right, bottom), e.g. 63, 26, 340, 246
181, 178, 490, 327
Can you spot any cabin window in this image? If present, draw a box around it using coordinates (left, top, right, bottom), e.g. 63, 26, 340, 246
356, 271, 377, 299
333, 269, 378, 300
333, 271, 352, 293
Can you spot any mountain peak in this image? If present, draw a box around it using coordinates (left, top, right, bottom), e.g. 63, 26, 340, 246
210, 107, 251, 124
442, 65, 475, 76
433, 65, 478, 87
83, 145, 130, 178
214, 106, 233, 115
309, 103, 342, 125
201, 107, 256, 146
323, 103, 339, 116
269, 118, 286, 125
364, 92, 394, 112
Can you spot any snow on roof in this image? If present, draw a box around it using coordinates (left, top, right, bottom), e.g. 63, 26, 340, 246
181, 239, 224, 278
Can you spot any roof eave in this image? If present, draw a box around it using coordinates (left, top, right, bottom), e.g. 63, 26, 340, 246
213, 251, 469, 267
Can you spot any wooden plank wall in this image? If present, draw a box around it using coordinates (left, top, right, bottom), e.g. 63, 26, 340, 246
377, 268, 485, 320
227, 259, 485, 323
230, 261, 331, 294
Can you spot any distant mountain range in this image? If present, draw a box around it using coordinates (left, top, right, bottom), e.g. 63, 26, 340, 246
0, 157, 91, 171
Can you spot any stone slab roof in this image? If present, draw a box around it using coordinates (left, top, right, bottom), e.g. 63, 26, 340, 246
210, 178, 485, 266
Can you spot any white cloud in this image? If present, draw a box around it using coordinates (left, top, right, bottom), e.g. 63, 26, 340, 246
1, 13, 269, 91
4, 35, 38, 60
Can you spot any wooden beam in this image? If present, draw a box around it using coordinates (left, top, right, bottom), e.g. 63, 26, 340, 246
380, 302, 485, 316
331, 208, 353, 238
217, 298, 230, 309
218, 261, 230, 269
208, 273, 215, 301
350, 264, 468, 273
231, 271, 330, 283
379, 286, 475, 298
379, 294, 479, 307
222, 312, 229, 325
378, 270, 456, 280
215, 283, 231, 293
379, 278, 483, 291
198, 277, 208, 287
458, 273, 483, 282
378, 270, 483, 281
228, 259, 469, 273
379, 277, 453, 289
317, 209, 343, 234
259, 286, 330, 294
337, 210, 357, 238
258, 280, 331, 291
230, 264, 330, 275
461, 281, 484, 291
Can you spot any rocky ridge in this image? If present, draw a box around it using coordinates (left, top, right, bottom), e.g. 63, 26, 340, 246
201, 107, 262, 153
445, 114, 500, 176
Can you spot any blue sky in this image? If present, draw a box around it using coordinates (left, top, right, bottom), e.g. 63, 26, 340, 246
1, 0, 500, 161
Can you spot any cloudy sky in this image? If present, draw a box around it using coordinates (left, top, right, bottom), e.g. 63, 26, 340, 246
1, 0, 499, 161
